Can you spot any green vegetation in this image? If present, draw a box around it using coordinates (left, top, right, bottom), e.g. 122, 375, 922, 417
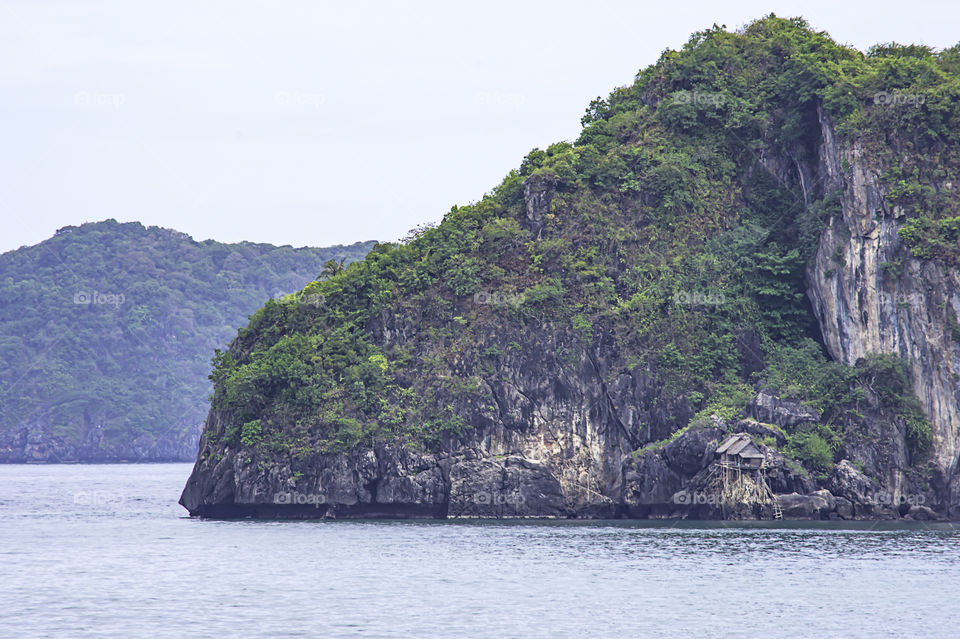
759, 343, 932, 465
691, 384, 755, 423
633, 423, 696, 456
207, 17, 950, 468
758, 339, 861, 421
857, 354, 932, 458
898, 215, 960, 264
0, 219, 374, 451
786, 429, 836, 471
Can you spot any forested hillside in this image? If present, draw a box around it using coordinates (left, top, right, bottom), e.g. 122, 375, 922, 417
0, 219, 374, 461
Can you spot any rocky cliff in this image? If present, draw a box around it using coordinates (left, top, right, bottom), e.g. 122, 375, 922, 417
808, 108, 960, 506
181, 17, 960, 520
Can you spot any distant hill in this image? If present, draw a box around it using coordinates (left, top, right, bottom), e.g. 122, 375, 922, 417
0, 219, 376, 461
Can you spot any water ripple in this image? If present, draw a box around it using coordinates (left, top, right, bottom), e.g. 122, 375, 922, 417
1, 464, 958, 638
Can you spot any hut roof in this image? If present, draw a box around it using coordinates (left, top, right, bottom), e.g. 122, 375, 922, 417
726, 438, 753, 456
716, 435, 743, 454
738, 443, 765, 459
716, 434, 764, 459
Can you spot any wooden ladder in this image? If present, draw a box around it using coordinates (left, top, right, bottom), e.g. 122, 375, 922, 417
758, 468, 783, 520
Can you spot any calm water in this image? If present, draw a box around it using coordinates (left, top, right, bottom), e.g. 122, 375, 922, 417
1, 464, 958, 638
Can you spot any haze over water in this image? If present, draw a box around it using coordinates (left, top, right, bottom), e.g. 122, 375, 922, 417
2, 464, 958, 638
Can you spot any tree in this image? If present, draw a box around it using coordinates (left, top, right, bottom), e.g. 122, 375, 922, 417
319, 258, 346, 280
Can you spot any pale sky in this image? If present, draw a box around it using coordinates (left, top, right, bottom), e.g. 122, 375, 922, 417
1, 0, 957, 253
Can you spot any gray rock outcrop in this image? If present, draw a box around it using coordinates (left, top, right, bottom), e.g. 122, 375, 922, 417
807, 107, 960, 506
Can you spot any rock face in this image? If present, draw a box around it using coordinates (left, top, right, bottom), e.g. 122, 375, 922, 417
746, 391, 820, 428
621, 423, 724, 519
181, 412, 943, 520
182, 331, 646, 519
522, 174, 557, 238
807, 107, 960, 506
778, 490, 836, 520
825, 460, 876, 505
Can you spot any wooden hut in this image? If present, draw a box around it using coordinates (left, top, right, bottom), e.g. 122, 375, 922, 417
715, 434, 765, 470
712, 433, 781, 518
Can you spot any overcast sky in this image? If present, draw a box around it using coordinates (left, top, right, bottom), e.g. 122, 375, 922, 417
1, 0, 958, 253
